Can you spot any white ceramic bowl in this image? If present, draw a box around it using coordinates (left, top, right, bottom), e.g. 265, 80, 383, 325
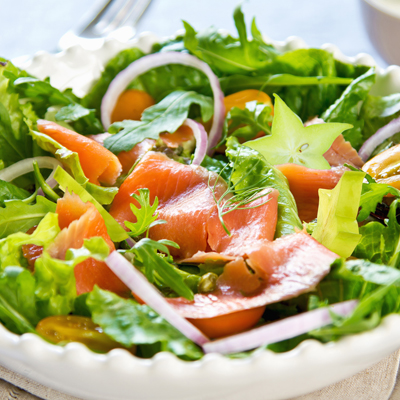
361, 0, 400, 65
4, 32, 400, 400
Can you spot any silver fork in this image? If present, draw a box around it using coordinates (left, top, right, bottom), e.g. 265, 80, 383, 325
58, 0, 152, 51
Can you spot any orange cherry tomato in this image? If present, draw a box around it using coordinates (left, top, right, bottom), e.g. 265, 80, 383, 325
36, 315, 136, 354
159, 124, 194, 148
188, 306, 266, 339
111, 89, 156, 123
223, 89, 274, 116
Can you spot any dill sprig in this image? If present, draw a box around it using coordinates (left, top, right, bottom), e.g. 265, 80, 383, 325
208, 149, 272, 236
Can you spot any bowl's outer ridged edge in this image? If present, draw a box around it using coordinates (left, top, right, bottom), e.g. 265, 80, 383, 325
5, 32, 400, 400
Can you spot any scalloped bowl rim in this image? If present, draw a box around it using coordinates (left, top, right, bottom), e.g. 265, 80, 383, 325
3, 32, 400, 400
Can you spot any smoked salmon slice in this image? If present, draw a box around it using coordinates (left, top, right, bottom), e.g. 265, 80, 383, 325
48, 192, 129, 296
37, 120, 122, 185
277, 164, 346, 223
168, 231, 337, 318
324, 134, 364, 168
110, 152, 279, 259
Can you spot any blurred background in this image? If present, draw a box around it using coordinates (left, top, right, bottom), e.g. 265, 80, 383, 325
0, 0, 394, 67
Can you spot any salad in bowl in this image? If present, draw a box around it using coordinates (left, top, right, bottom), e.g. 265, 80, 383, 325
1, 5, 400, 368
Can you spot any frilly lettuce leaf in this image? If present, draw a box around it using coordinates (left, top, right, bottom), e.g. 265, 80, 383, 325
226, 137, 302, 237
354, 199, 400, 266
87, 287, 203, 360
312, 171, 365, 258
0, 212, 60, 270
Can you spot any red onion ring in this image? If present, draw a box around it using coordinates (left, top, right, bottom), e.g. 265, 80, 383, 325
100, 52, 225, 155
359, 116, 400, 161
182, 119, 208, 165
203, 300, 358, 354
106, 251, 209, 346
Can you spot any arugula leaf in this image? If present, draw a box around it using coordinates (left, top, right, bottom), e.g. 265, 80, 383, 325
0, 196, 56, 239
312, 171, 365, 258
129, 238, 194, 300
124, 189, 164, 237
226, 137, 302, 237
353, 199, 400, 265
227, 101, 272, 141
87, 287, 203, 360
201, 155, 231, 183
54, 167, 128, 242
322, 68, 376, 150
104, 90, 213, 154
245, 95, 352, 169
183, 6, 278, 75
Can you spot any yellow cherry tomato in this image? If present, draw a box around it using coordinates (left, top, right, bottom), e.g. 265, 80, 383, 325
362, 143, 400, 190
36, 315, 136, 354
223, 89, 274, 116
111, 89, 155, 123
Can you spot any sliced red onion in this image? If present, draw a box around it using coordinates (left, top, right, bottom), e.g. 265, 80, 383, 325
106, 251, 209, 346
183, 119, 208, 165
359, 116, 400, 161
125, 237, 136, 248
100, 52, 225, 155
203, 300, 358, 355
0, 156, 62, 187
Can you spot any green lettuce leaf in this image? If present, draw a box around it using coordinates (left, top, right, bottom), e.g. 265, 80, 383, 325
0, 266, 38, 334
353, 199, 400, 266
104, 90, 213, 154
322, 68, 376, 149
226, 137, 302, 237
0, 179, 30, 206
0, 212, 60, 270
312, 171, 365, 258
54, 167, 128, 242
87, 287, 203, 360
35, 237, 110, 317
0, 196, 56, 239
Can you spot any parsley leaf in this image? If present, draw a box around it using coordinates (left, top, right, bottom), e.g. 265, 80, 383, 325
245, 94, 352, 169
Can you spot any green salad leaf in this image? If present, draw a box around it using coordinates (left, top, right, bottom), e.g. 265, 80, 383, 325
354, 199, 400, 266
124, 188, 164, 237
0, 179, 30, 206
312, 171, 364, 258
322, 68, 376, 149
0, 266, 38, 334
226, 137, 302, 237
226, 101, 273, 141
87, 287, 203, 360
104, 90, 213, 154
245, 95, 352, 169
0, 196, 56, 239
183, 5, 278, 75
